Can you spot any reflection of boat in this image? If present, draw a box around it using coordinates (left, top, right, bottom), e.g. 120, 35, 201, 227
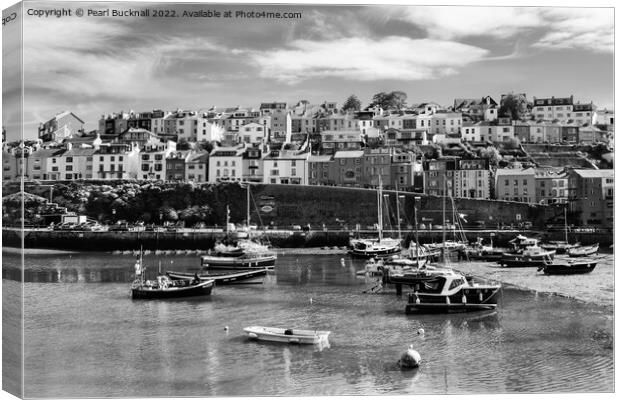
166, 268, 268, 285
538, 259, 597, 275
567, 243, 599, 258
405, 270, 501, 314
349, 178, 401, 259
243, 326, 330, 345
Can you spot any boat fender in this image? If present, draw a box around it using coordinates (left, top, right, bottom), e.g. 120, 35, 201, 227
398, 345, 421, 369
417, 328, 425, 337
248, 332, 258, 339
479, 292, 483, 301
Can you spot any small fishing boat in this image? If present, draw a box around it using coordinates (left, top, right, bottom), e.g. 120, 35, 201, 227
540, 241, 580, 254
130, 251, 215, 299
348, 238, 401, 259
166, 268, 268, 285
466, 238, 510, 261
243, 326, 331, 345
404, 270, 501, 314
131, 276, 215, 299
538, 259, 597, 275
567, 243, 599, 258
499, 237, 555, 268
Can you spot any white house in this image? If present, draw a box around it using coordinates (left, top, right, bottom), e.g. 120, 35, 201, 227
262, 149, 310, 185
208, 145, 245, 182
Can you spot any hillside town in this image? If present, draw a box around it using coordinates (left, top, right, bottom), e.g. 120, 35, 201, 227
2, 92, 614, 229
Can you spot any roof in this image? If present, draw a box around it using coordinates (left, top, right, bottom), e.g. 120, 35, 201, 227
187, 153, 209, 163
573, 169, 614, 179
210, 146, 244, 157
495, 168, 536, 176
63, 148, 97, 157
334, 150, 364, 158
307, 155, 333, 162
30, 149, 64, 158
45, 111, 85, 125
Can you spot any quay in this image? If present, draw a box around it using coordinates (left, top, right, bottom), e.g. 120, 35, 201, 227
2, 227, 611, 251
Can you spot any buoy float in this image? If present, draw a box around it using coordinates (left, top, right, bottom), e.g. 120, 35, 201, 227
417, 328, 425, 336
310, 297, 313, 304
224, 326, 229, 331
398, 345, 421, 369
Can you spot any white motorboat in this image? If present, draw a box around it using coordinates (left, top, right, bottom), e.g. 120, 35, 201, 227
243, 326, 331, 345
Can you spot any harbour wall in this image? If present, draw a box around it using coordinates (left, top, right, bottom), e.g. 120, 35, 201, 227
3, 228, 610, 251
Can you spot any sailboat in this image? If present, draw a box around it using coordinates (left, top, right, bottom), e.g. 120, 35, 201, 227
348, 177, 401, 259
424, 179, 467, 256
202, 183, 277, 269
541, 207, 580, 254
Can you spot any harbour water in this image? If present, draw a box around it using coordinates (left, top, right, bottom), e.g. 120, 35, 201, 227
2, 250, 614, 397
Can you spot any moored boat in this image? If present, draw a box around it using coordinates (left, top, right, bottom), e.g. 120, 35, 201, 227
538, 259, 597, 275
243, 326, 331, 345
567, 243, 599, 258
540, 241, 580, 254
499, 237, 555, 267
201, 252, 276, 269
166, 268, 268, 285
405, 270, 501, 314
348, 238, 401, 259
131, 275, 214, 299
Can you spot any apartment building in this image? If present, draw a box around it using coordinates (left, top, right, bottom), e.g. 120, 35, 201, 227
495, 168, 536, 203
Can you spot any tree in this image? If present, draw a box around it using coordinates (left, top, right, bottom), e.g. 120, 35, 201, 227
368, 91, 408, 110
342, 95, 361, 111
499, 93, 528, 121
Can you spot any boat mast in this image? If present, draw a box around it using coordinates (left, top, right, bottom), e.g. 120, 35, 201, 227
414, 196, 420, 268
247, 183, 251, 232
395, 184, 401, 242
377, 176, 383, 242
226, 205, 230, 237
564, 206, 568, 244
442, 176, 447, 263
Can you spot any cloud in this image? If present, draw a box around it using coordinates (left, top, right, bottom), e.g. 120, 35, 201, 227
393, 6, 542, 40
390, 6, 613, 53
248, 36, 489, 83
533, 9, 613, 53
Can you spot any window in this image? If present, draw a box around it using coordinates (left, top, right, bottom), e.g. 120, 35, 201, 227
523, 179, 527, 186
86, 157, 93, 162
52, 158, 57, 164
216, 170, 220, 177
65, 174, 73, 179
141, 165, 149, 172
142, 155, 150, 161
291, 168, 296, 176
66, 165, 73, 171
155, 155, 163, 161
111, 156, 115, 162
271, 170, 279, 176
66, 157, 73, 163
154, 164, 162, 171
52, 166, 58, 172
514, 180, 518, 186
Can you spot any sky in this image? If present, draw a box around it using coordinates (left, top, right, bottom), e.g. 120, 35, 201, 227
1, 1, 615, 141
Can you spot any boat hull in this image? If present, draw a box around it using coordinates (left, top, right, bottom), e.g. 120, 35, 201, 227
348, 246, 401, 259
166, 269, 267, 285
405, 286, 501, 314
131, 279, 214, 299
201, 255, 276, 269
541, 262, 597, 275
499, 251, 555, 268
567, 244, 599, 258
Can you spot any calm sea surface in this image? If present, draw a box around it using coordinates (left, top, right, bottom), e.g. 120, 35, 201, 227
2, 251, 614, 397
